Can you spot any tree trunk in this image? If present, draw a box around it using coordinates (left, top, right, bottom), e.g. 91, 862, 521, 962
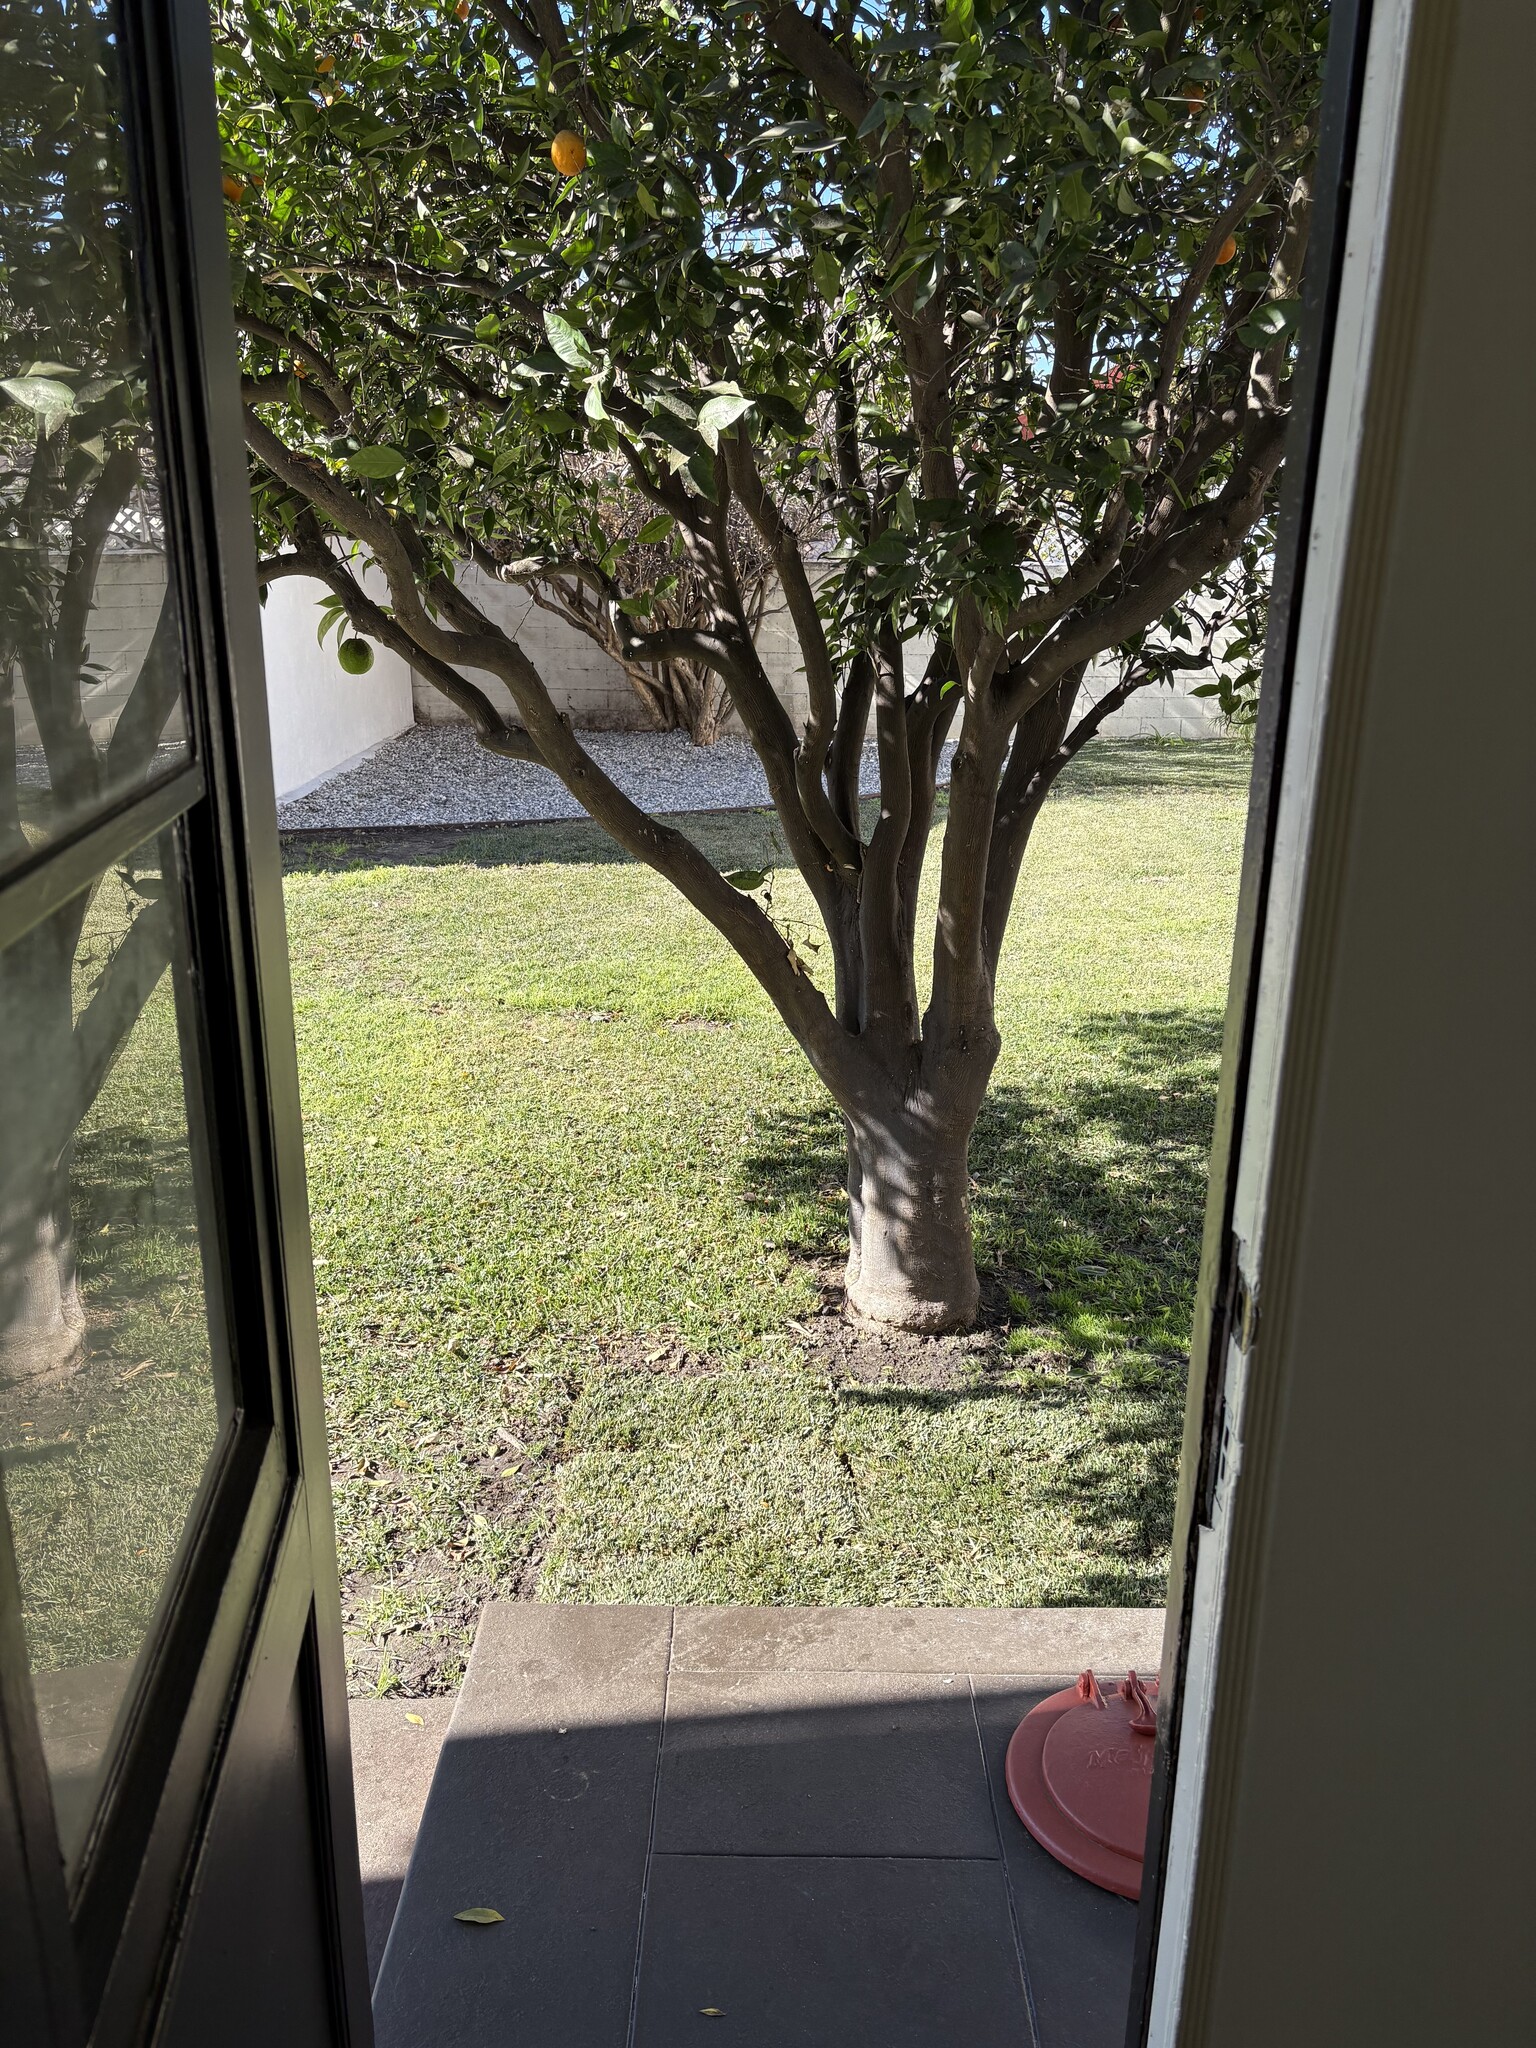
0, 1166, 86, 1390
844, 1107, 980, 1332
1, 936, 86, 1392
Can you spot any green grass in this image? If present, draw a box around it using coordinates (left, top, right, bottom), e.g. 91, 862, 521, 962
1, 858, 223, 1680
282, 738, 1252, 1693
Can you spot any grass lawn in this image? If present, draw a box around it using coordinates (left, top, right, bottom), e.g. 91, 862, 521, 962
282, 738, 1252, 1695
1, 853, 223, 1682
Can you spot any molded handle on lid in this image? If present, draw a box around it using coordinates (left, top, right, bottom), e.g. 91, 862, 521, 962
1120, 1671, 1158, 1735
1075, 1670, 1107, 1709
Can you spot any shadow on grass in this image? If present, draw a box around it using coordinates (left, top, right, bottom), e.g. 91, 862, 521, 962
738, 1005, 1221, 1323
731, 1006, 1222, 1594
280, 809, 798, 879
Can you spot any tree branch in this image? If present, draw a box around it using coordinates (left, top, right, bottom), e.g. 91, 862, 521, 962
236, 313, 354, 420
1151, 160, 1276, 421
240, 411, 856, 1085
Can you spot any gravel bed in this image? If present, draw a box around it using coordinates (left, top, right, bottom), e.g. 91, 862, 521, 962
277, 725, 955, 831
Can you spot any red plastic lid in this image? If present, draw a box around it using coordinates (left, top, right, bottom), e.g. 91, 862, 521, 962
1004, 1671, 1159, 1900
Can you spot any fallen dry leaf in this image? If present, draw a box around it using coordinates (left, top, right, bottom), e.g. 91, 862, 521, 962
454, 1908, 504, 1926
699, 2009, 724, 2018
404, 1711, 425, 1726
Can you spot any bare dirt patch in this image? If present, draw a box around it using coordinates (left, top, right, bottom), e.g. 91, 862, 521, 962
782, 1263, 1028, 1392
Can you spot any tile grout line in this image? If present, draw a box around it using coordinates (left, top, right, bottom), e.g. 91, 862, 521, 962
969, 1672, 1045, 2048
642, 1850, 1004, 1864
624, 1604, 676, 2048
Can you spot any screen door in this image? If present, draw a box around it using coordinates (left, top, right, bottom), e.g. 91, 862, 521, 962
0, 2, 370, 2042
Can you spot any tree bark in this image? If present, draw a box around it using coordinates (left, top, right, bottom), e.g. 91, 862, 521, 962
0, 917, 88, 1391
0, 1169, 86, 1390
844, 1103, 981, 1332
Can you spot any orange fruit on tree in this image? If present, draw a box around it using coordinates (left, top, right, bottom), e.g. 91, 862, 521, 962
456, 1, 470, 17
222, 173, 245, 204
1183, 84, 1206, 113
551, 130, 587, 177
1214, 233, 1238, 265
316, 53, 335, 74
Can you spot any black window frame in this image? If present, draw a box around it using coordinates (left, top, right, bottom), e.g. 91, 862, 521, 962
0, 1, 331, 2037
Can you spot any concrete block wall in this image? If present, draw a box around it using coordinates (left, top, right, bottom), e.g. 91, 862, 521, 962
408, 567, 818, 739
410, 565, 645, 732
407, 564, 1226, 744
13, 551, 419, 801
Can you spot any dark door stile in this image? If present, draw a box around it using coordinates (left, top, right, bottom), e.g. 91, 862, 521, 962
0, 0, 372, 2041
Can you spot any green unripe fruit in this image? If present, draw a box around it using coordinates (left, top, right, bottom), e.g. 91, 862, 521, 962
426, 403, 451, 432
337, 637, 374, 675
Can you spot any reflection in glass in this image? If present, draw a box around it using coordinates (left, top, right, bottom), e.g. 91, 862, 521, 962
1, 0, 188, 878
0, 830, 228, 1876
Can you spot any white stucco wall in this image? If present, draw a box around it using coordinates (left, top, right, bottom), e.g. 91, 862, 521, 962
259, 573, 415, 801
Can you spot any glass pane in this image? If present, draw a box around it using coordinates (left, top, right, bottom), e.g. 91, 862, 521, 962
0, 827, 229, 1877
0, 0, 188, 880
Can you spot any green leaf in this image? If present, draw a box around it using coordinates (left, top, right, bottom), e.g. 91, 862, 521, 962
453, 1908, 504, 1926
473, 312, 502, 342
755, 392, 811, 438
1237, 298, 1302, 348
686, 442, 719, 497
584, 381, 610, 423
723, 869, 768, 891
1, 375, 77, 424
636, 514, 676, 544
1058, 170, 1092, 224
544, 310, 595, 373
696, 392, 754, 450
962, 118, 993, 178
346, 445, 408, 479
811, 248, 842, 303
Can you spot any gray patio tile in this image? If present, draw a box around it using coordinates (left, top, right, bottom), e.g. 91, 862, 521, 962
372, 1604, 670, 2048
654, 1668, 996, 1858
633, 1853, 1032, 2048
348, 1695, 456, 1983
670, 1602, 1166, 1676
971, 1676, 1139, 2048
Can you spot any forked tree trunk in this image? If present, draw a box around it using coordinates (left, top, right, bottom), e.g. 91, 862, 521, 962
844, 1107, 980, 1330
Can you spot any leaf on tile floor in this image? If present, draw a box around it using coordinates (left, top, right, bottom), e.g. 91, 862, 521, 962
454, 1907, 504, 1925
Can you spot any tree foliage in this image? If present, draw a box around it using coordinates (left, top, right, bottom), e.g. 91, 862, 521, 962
215, 0, 1325, 1323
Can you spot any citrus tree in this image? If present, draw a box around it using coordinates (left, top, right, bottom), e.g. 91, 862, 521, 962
216, 0, 1323, 1329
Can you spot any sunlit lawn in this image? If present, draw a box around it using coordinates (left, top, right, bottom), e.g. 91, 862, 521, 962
282, 738, 1251, 1694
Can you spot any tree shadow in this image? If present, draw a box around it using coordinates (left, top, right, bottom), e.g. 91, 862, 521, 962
737, 1006, 1222, 1338
279, 808, 802, 879
731, 1007, 1225, 1597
